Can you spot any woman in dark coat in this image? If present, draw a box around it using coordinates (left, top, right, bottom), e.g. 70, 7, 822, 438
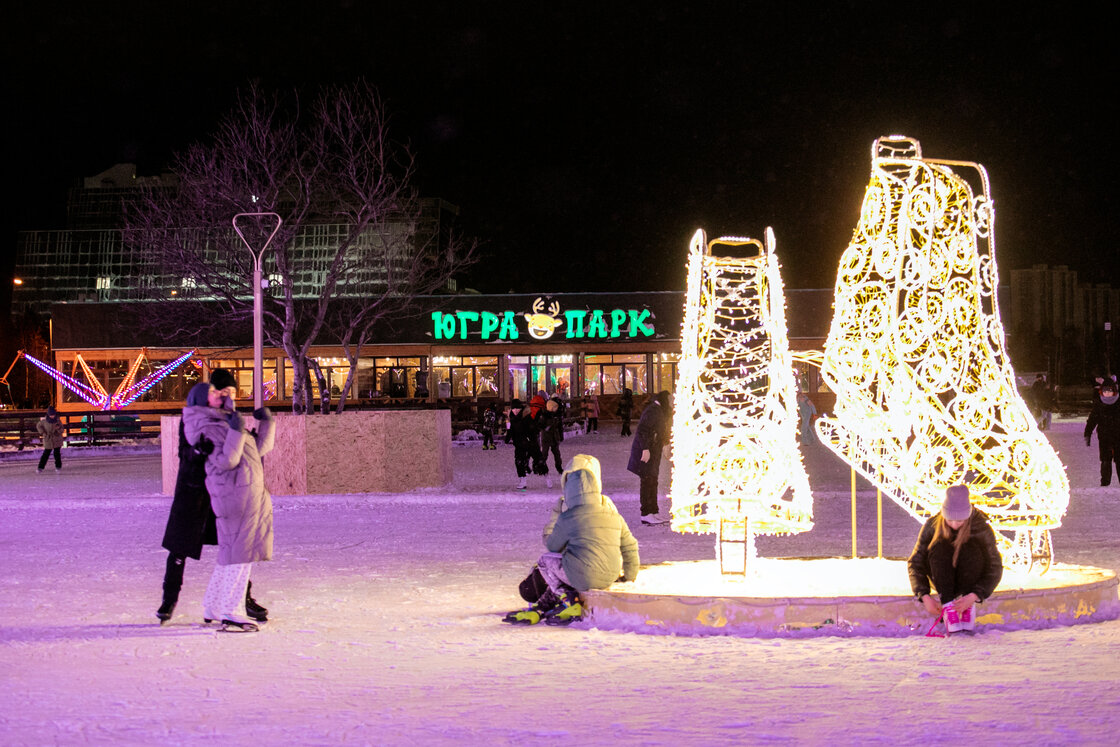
627, 391, 672, 524
1085, 380, 1120, 486
508, 397, 547, 490
156, 372, 268, 624
157, 413, 217, 623
908, 485, 1003, 622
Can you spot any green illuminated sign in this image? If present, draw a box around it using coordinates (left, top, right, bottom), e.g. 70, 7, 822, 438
431, 297, 655, 341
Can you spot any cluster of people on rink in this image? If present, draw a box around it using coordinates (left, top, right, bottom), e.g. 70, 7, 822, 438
26, 367, 1118, 632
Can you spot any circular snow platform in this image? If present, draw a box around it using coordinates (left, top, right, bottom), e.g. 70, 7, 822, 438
581, 558, 1120, 637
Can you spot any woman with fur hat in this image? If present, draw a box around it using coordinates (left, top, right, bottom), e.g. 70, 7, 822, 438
181, 377, 275, 631
36, 406, 65, 473
908, 485, 1003, 620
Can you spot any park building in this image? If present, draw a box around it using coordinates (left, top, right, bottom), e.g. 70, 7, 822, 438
8, 164, 835, 421
37, 290, 835, 426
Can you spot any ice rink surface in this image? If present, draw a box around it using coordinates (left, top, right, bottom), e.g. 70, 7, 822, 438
2, 418, 1119, 744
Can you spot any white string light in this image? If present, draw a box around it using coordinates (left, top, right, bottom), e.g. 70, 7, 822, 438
670, 228, 814, 565
816, 136, 1069, 571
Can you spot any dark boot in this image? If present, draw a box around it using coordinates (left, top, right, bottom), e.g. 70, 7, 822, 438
245, 580, 268, 622
156, 599, 176, 624
157, 554, 185, 624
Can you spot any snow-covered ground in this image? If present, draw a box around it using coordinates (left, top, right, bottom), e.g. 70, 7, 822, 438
1, 418, 1118, 744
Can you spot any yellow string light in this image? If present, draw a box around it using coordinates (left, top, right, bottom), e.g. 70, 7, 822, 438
670, 228, 814, 560
815, 136, 1069, 571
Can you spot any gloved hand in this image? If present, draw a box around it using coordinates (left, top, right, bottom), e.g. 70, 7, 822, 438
253, 407, 273, 422
1085, 435, 1092, 447
227, 410, 244, 432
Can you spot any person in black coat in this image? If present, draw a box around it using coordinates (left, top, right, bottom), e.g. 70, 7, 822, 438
617, 388, 634, 436
156, 370, 267, 624
540, 396, 565, 479
908, 485, 1003, 619
1085, 379, 1120, 487
508, 397, 547, 490
627, 391, 672, 524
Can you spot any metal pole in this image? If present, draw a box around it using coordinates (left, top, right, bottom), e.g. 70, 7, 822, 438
851, 466, 857, 559
252, 260, 264, 410
876, 487, 883, 559
233, 213, 282, 412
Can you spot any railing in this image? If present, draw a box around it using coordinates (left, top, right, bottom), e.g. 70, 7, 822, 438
1, 396, 625, 449
0, 409, 166, 450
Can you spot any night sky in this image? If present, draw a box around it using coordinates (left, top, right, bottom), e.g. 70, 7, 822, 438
3, 2, 1116, 302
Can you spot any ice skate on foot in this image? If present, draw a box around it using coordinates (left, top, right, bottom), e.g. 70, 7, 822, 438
544, 601, 584, 626
218, 619, 260, 633
245, 581, 268, 622
502, 608, 543, 625
640, 513, 670, 525
156, 600, 176, 625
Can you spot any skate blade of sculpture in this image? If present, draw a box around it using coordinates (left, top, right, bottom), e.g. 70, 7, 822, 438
670, 228, 814, 572
815, 135, 1069, 571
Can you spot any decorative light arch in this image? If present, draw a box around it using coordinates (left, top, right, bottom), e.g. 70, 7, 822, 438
669, 228, 814, 571
815, 135, 1069, 570
21, 349, 197, 410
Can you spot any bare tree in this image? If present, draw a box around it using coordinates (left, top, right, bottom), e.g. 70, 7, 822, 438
328, 216, 475, 412
124, 81, 475, 412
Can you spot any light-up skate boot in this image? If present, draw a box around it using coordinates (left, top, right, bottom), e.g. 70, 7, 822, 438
815, 135, 1069, 571
669, 228, 814, 573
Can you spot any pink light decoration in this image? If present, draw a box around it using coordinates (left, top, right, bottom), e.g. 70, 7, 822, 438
112, 350, 197, 407
23, 352, 108, 407
23, 350, 196, 410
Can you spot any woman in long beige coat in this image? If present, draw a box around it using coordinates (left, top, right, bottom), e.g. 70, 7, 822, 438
181, 381, 275, 631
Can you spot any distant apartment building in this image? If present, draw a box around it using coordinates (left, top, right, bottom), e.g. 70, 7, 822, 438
1009, 264, 1119, 384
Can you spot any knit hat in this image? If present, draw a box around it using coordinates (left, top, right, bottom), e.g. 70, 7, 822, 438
209, 368, 237, 392
510, 398, 522, 409
530, 395, 546, 409
46, 406, 57, 418
186, 381, 212, 407
941, 485, 972, 521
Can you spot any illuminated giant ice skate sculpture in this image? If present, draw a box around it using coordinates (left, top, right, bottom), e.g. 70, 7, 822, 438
669, 228, 813, 572
815, 135, 1069, 570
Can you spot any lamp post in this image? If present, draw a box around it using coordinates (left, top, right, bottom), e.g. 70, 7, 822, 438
233, 213, 282, 410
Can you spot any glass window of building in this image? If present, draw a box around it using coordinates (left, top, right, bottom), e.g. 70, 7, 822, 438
509, 355, 572, 400
653, 352, 679, 393
432, 356, 499, 398
215, 358, 278, 402
373, 357, 424, 398
583, 354, 648, 395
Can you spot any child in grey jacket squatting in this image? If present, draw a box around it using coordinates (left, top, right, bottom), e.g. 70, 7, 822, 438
504, 454, 640, 625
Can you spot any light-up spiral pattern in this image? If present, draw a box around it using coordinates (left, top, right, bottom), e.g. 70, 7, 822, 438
669, 228, 814, 552
815, 136, 1069, 570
